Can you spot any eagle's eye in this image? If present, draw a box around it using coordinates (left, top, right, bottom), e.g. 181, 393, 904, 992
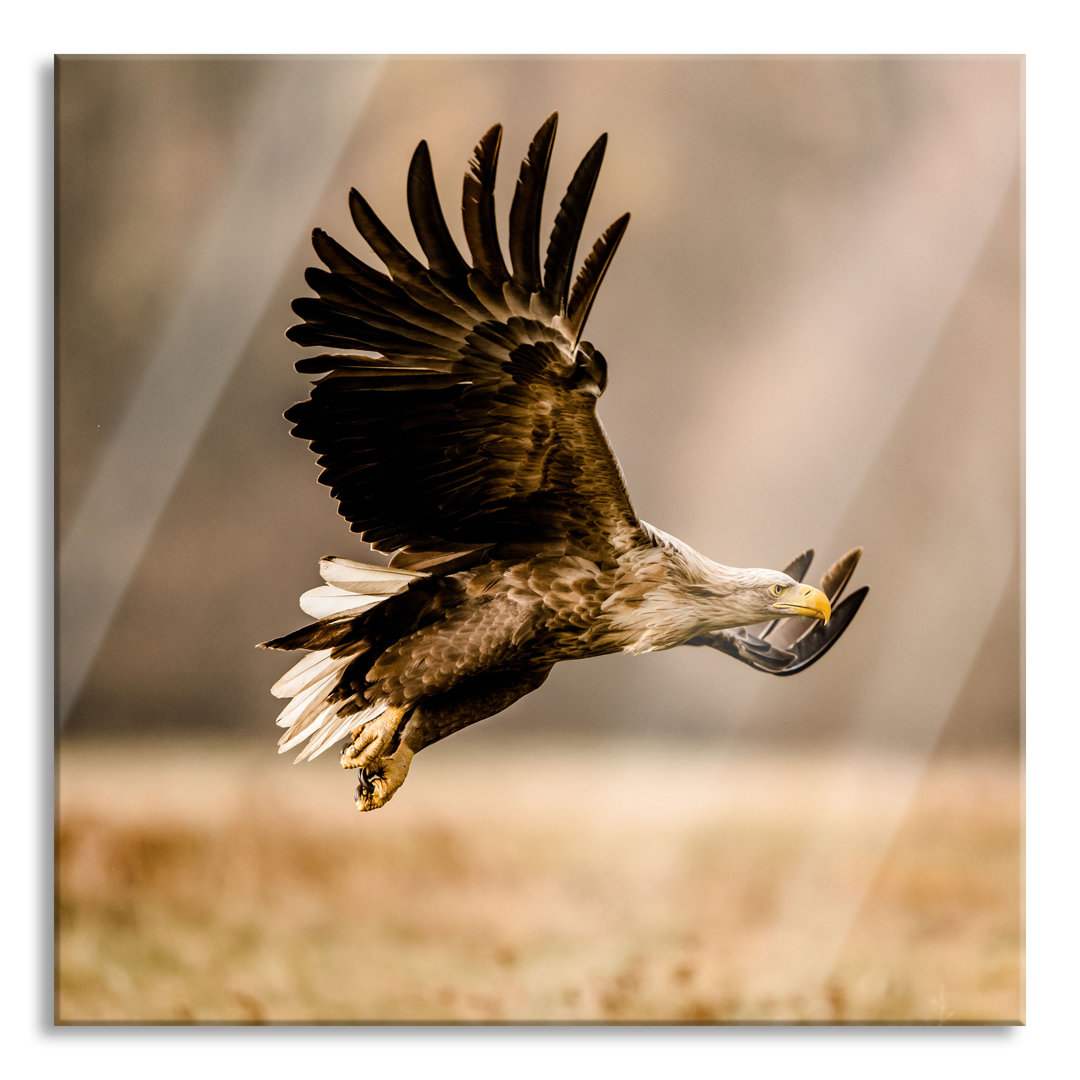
771, 583, 785, 596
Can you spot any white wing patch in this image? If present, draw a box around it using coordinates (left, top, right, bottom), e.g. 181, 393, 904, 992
298, 585, 386, 620
317, 556, 421, 593
298, 557, 422, 619
270, 647, 337, 699
272, 558, 425, 762
274, 646, 386, 762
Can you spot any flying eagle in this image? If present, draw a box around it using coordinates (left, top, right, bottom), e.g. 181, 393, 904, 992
263, 114, 868, 811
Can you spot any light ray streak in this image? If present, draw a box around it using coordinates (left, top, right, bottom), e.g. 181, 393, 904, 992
724, 65, 1021, 1005
58, 59, 382, 724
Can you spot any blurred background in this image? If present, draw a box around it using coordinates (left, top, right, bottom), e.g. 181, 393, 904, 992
56, 56, 1022, 1023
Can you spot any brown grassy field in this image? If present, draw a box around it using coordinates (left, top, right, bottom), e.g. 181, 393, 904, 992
55, 738, 1022, 1024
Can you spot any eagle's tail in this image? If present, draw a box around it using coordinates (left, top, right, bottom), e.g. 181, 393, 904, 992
260, 557, 426, 761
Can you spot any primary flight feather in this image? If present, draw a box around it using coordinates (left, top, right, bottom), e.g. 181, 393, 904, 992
264, 114, 868, 811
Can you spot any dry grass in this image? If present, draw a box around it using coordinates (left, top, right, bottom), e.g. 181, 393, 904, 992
55, 738, 1022, 1024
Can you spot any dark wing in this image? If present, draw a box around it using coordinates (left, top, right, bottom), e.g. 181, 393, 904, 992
285, 113, 641, 573
689, 548, 868, 675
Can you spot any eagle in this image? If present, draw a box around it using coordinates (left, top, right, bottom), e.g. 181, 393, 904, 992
263, 114, 868, 812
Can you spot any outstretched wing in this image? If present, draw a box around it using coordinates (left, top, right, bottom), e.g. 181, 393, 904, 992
689, 548, 869, 675
285, 114, 642, 573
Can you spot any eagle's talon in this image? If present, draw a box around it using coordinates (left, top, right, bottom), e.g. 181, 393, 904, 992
353, 746, 414, 812
355, 768, 375, 799
339, 706, 407, 771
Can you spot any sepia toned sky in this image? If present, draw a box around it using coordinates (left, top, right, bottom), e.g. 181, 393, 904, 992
56, 55, 1022, 751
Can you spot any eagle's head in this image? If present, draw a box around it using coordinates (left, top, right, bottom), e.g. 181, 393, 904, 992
754, 569, 832, 624
684, 566, 831, 631
626, 526, 834, 651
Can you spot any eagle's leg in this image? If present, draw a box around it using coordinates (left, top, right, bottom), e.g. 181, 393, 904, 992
340, 705, 407, 771
354, 743, 414, 812
347, 667, 554, 813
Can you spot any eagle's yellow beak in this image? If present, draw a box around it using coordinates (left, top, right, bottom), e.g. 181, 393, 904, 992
774, 583, 831, 624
